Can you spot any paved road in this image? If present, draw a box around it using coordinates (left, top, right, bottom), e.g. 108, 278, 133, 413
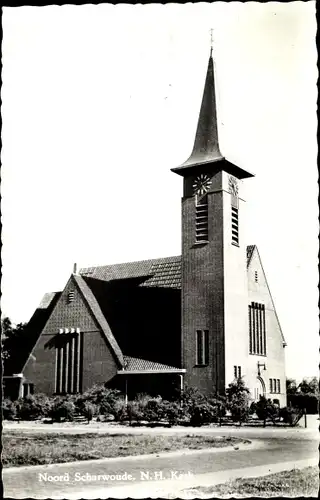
3, 426, 318, 499
3, 418, 318, 439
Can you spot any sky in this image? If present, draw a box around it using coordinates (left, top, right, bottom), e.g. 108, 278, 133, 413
1, 2, 318, 381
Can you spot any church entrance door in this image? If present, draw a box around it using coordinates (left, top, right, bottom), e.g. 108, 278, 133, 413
254, 377, 266, 401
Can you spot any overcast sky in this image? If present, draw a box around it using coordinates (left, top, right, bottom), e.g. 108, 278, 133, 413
2, 2, 318, 380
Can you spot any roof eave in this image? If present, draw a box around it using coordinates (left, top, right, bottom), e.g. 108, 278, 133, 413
171, 158, 254, 179
118, 369, 186, 375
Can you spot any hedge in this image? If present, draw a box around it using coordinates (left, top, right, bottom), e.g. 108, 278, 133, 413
4, 383, 316, 426
287, 393, 319, 414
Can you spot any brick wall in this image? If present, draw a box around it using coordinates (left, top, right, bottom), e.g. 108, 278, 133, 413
181, 169, 225, 394
23, 275, 118, 395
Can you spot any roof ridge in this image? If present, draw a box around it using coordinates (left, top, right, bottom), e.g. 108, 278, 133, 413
80, 246, 255, 272
80, 255, 181, 272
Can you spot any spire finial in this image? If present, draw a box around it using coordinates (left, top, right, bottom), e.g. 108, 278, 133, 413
210, 28, 214, 57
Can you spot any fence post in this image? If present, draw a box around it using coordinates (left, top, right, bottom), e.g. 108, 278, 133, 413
304, 408, 307, 428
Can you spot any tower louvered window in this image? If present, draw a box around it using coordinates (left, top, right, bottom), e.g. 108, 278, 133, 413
249, 302, 266, 356
231, 206, 239, 245
195, 195, 209, 242
55, 328, 83, 394
229, 176, 239, 245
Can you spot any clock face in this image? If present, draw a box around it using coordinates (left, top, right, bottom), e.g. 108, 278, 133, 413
228, 175, 239, 197
192, 174, 212, 196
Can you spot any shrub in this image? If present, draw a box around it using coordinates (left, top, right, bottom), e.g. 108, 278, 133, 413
188, 401, 219, 426
228, 393, 250, 424
80, 385, 121, 416
254, 396, 279, 426
112, 398, 128, 422
280, 406, 303, 426
181, 387, 207, 407
2, 398, 17, 420
79, 401, 96, 423
16, 394, 52, 421
49, 397, 76, 422
226, 378, 251, 425
287, 393, 319, 414
142, 397, 165, 422
208, 396, 227, 419
161, 400, 181, 426
126, 400, 144, 424
249, 401, 258, 415
181, 387, 220, 426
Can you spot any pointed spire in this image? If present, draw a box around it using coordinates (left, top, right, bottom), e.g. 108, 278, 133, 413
171, 43, 254, 180
172, 47, 223, 175
210, 27, 214, 58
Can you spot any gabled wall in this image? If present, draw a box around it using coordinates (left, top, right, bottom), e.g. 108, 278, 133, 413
246, 248, 286, 406
223, 173, 250, 388
23, 275, 118, 395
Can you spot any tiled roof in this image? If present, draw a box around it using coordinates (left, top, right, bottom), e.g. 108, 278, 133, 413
73, 275, 124, 367
38, 292, 61, 309
18, 292, 61, 375
140, 259, 181, 289
80, 248, 254, 290
80, 256, 181, 289
122, 356, 182, 372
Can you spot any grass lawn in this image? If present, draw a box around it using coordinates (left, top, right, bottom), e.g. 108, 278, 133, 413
2, 432, 248, 468
185, 466, 319, 497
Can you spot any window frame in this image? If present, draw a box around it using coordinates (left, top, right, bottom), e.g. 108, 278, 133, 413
55, 329, 83, 395
196, 329, 209, 366
195, 194, 209, 243
231, 206, 239, 245
249, 302, 266, 356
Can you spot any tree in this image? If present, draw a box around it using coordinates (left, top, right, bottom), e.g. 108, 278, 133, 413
298, 377, 319, 395
286, 378, 298, 395
1, 317, 28, 373
226, 378, 251, 426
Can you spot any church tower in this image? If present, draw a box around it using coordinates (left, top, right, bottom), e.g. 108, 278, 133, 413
172, 49, 254, 395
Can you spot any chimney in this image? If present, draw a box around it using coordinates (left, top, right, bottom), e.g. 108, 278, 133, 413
73, 263, 77, 274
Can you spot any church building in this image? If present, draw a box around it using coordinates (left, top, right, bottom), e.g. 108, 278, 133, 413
6, 48, 287, 406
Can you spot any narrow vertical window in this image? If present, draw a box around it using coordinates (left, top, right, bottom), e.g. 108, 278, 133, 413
269, 379, 273, 393
249, 305, 253, 353
273, 379, 276, 393
249, 302, 266, 356
255, 271, 258, 283
204, 330, 209, 365
252, 303, 256, 354
196, 330, 203, 365
59, 344, 64, 393
195, 195, 208, 242
55, 328, 83, 394
255, 303, 260, 354
231, 207, 239, 245
258, 304, 264, 355
238, 366, 241, 378
277, 379, 281, 393
196, 330, 209, 365
262, 305, 266, 355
